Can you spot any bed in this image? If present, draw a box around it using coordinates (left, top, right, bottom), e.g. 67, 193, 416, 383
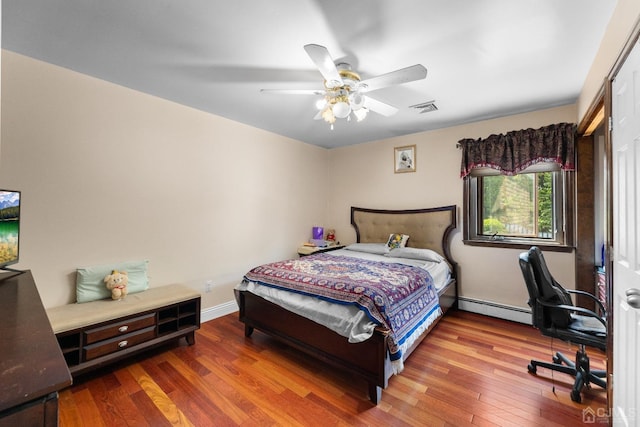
235, 205, 458, 403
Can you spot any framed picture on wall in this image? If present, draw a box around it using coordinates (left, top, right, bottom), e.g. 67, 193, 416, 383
394, 145, 416, 173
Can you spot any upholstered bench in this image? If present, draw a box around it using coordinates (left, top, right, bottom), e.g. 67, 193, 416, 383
46, 284, 201, 376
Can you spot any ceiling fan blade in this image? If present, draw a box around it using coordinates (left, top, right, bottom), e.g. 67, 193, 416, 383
359, 64, 427, 93
363, 96, 399, 117
260, 89, 325, 95
304, 44, 343, 88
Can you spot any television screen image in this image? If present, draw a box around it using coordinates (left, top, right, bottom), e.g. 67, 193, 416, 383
0, 190, 21, 269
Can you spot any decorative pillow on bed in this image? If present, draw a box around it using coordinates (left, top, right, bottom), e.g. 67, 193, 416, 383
344, 243, 390, 255
76, 260, 149, 303
385, 247, 444, 263
386, 233, 409, 249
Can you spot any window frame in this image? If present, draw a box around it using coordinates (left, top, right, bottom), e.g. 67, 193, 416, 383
463, 168, 575, 252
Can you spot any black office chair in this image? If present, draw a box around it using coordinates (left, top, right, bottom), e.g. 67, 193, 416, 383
518, 246, 606, 403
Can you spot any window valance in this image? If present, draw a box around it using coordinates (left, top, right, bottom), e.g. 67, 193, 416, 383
458, 122, 576, 178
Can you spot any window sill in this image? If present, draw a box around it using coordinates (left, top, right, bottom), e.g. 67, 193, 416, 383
463, 239, 574, 253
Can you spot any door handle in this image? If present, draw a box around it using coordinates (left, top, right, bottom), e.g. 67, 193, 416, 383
627, 288, 640, 309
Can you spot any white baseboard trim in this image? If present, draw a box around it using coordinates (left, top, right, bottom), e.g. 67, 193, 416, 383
458, 297, 532, 324
201, 300, 238, 323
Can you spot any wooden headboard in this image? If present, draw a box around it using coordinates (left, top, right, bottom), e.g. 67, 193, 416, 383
350, 205, 457, 275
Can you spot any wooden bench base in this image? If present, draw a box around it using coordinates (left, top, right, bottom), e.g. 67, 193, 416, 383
46, 285, 201, 377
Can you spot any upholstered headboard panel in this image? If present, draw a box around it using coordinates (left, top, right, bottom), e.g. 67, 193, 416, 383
350, 205, 457, 270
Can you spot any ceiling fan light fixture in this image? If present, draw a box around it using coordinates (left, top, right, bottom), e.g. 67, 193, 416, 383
332, 101, 351, 119
349, 93, 365, 110
325, 79, 342, 89
353, 107, 368, 122
321, 107, 336, 124
315, 98, 327, 110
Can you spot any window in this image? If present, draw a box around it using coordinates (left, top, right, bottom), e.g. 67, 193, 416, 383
458, 122, 576, 251
463, 167, 574, 251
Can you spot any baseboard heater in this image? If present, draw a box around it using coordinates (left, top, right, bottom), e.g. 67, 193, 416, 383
458, 297, 531, 324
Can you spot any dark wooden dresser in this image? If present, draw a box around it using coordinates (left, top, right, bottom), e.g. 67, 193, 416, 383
0, 271, 72, 426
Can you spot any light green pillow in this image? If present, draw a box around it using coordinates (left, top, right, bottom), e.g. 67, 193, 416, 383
76, 260, 149, 303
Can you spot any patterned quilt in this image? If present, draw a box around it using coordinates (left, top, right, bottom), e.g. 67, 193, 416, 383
244, 253, 440, 361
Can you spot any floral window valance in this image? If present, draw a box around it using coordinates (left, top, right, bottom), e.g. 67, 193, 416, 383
458, 122, 576, 178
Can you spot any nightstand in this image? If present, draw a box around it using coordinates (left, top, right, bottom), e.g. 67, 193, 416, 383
297, 244, 344, 256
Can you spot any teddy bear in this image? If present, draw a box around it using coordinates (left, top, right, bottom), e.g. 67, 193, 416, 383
104, 269, 129, 300
326, 229, 336, 242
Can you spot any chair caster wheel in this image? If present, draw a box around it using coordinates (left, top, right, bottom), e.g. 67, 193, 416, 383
528, 364, 537, 374
571, 390, 582, 403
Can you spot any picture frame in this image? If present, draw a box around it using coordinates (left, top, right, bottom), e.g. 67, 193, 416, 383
394, 145, 416, 173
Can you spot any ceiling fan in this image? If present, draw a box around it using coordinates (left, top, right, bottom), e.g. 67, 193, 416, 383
261, 44, 428, 128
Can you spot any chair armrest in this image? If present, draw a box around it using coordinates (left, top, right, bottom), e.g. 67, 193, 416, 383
537, 299, 607, 329
566, 289, 607, 317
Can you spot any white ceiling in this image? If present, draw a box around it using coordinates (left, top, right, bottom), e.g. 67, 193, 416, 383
2, 0, 617, 149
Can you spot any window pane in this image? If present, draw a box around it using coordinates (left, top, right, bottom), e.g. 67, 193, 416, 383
480, 172, 554, 239
536, 172, 554, 237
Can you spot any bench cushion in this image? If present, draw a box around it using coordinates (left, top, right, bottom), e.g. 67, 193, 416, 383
47, 284, 200, 334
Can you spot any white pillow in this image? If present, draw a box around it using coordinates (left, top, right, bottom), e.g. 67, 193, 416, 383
386, 247, 444, 263
344, 243, 390, 255
386, 233, 409, 249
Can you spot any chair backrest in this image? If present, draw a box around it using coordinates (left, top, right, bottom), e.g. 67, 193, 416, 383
519, 246, 573, 329
519, 250, 544, 328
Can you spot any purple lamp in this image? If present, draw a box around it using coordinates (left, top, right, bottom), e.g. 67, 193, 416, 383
312, 226, 324, 240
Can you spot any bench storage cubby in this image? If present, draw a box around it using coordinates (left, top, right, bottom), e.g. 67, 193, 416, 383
46, 284, 201, 376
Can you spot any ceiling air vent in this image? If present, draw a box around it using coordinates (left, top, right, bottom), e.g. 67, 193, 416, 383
410, 101, 438, 114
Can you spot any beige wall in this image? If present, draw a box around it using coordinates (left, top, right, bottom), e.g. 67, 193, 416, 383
0, 51, 329, 309
326, 105, 578, 310
578, 0, 640, 120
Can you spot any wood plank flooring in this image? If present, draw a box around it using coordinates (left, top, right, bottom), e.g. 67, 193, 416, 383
58, 310, 608, 426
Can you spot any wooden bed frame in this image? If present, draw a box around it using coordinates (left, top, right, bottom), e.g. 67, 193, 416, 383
236, 205, 458, 403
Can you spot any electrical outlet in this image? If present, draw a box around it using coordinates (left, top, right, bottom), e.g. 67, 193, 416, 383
204, 280, 213, 293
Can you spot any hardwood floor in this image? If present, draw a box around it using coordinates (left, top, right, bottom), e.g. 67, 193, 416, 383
58, 310, 608, 426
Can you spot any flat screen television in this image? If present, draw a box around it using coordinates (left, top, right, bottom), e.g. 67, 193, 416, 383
0, 189, 21, 270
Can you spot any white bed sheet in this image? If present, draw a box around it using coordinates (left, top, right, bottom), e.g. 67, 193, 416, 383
236, 248, 451, 345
